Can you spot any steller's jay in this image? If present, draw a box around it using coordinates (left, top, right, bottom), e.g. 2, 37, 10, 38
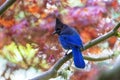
53, 18, 85, 68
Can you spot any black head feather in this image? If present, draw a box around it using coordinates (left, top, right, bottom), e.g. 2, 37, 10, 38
53, 18, 64, 35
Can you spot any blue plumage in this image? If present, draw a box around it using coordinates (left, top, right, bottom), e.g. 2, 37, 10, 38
53, 18, 85, 68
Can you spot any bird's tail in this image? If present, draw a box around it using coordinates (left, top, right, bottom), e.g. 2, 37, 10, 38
72, 47, 85, 68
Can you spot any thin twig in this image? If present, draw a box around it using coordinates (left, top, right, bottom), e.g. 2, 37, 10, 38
12, 36, 28, 66
0, 0, 16, 15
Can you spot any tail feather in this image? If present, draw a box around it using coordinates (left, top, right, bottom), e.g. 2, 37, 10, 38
72, 47, 85, 68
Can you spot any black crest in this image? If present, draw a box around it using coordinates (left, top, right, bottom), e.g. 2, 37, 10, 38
55, 18, 64, 29
53, 18, 64, 35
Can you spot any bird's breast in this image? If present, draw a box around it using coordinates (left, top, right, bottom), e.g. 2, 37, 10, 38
58, 36, 71, 49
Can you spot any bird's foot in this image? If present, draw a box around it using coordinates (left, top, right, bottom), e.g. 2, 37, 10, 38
64, 50, 69, 56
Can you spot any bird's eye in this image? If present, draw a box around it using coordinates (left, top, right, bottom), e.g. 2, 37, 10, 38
57, 28, 61, 30
56, 27, 62, 31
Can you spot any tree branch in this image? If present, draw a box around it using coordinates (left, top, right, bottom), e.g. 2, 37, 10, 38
97, 55, 120, 80
0, 0, 16, 15
84, 54, 115, 61
29, 23, 120, 80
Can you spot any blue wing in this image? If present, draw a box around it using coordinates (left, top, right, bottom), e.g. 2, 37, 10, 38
59, 33, 83, 49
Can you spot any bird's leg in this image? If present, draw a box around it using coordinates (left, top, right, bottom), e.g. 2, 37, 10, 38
65, 49, 69, 56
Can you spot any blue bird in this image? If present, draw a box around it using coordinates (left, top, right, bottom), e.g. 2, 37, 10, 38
53, 18, 85, 68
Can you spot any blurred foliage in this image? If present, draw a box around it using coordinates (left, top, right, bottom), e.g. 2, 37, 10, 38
0, 0, 120, 80
2, 42, 37, 66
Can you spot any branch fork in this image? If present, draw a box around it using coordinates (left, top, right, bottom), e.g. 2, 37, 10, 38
30, 23, 120, 80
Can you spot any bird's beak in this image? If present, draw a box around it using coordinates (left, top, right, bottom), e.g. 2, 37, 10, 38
52, 31, 57, 35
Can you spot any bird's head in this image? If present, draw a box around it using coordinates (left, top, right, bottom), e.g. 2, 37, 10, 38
53, 18, 64, 35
